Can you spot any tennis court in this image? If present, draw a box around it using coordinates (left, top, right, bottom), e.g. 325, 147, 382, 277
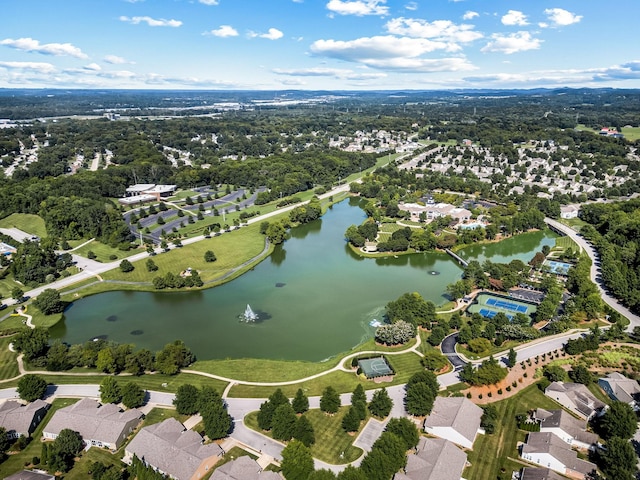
467, 292, 537, 322
358, 356, 394, 379
486, 297, 529, 313
544, 260, 572, 275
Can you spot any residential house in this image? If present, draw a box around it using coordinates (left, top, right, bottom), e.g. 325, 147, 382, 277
394, 437, 467, 480
544, 382, 606, 420
520, 467, 566, 480
43, 398, 142, 450
0, 400, 49, 439
598, 372, 640, 408
560, 205, 580, 219
5, 470, 55, 480
520, 432, 597, 480
534, 409, 598, 449
124, 417, 224, 480
211, 456, 281, 480
423, 397, 483, 449
399, 202, 472, 224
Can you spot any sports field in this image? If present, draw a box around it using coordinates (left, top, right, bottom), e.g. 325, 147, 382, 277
467, 292, 537, 320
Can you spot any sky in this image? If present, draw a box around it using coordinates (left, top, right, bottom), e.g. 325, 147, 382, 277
1, 0, 639, 91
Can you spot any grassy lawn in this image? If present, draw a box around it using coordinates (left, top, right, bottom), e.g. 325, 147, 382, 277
0, 213, 47, 238
0, 276, 28, 300
0, 335, 19, 380
101, 222, 267, 285
0, 398, 79, 479
245, 406, 364, 464
192, 358, 336, 383
142, 406, 190, 426
464, 383, 562, 480
621, 125, 640, 141
63, 445, 125, 480
72, 239, 141, 262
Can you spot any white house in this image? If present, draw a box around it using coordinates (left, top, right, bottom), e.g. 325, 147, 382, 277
394, 437, 468, 480
560, 205, 580, 219
520, 432, 597, 480
534, 409, 598, 450
423, 397, 483, 449
544, 382, 606, 420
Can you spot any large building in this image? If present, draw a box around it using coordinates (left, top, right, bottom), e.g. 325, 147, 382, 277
423, 397, 483, 449
399, 202, 472, 224
43, 398, 142, 450
120, 184, 177, 205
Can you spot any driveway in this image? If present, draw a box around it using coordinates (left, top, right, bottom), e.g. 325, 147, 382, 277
441, 333, 466, 369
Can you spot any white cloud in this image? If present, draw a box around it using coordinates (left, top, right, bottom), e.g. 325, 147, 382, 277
119, 16, 182, 27
481, 31, 541, 54
501, 10, 528, 26
207, 25, 238, 37
385, 17, 483, 45
273, 67, 386, 80
199, 0, 219, 4
83, 63, 101, 71
310, 35, 476, 72
462, 11, 478, 20
405, 2, 417, 11
0, 61, 56, 73
326, 0, 389, 16
542, 8, 582, 27
0, 37, 88, 58
248, 28, 283, 40
104, 55, 132, 64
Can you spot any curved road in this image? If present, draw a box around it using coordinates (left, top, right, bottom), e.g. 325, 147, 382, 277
545, 218, 640, 332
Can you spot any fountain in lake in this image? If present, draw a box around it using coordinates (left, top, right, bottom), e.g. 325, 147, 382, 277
241, 304, 259, 322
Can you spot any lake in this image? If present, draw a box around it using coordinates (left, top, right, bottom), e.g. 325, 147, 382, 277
52, 199, 557, 361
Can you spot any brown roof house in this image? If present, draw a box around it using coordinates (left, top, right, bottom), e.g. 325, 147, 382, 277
423, 396, 483, 449
394, 437, 467, 480
520, 467, 566, 480
42, 398, 142, 450
0, 400, 49, 439
211, 456, 281, 480
534, 408, 598, 450
598, 372, 640, 407
124, 417, 224, 480
520, 432, 597, 480
5, 470, 55, 480
544, 382, 605, 420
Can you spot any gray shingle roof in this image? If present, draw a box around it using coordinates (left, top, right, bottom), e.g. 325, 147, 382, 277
0, 400, 48, 437
535, 408, 598, 446
43, 398, 142, 448
545, 382, 605, 418
520, 467, 565, 480
395, 437, 467, 480
126, 417, 223, 480
211, 455, 281, 480
423, 396, 483, 446
598, 372, 640, 404
522, 432, 597, 476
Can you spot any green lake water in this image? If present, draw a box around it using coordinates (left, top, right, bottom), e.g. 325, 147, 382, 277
52, 199, 557, 361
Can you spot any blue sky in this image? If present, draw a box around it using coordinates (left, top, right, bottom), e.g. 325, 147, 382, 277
1, 0, 638, 90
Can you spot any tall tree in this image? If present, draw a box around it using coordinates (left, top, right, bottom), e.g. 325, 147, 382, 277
384, 417, 419, 450
173, 384, 200, 415
598, 436, 637, 480
292, 388, 309, 414
121, 382, 145, 409
294, 415, 315, 447
99, 376, 122, 404
368, 388, 393, 418
281, 440, 314, 480
598, 401, 638, 440
17, 374, 47, 402
272, 403, 297, 442
320, 386, 340, 414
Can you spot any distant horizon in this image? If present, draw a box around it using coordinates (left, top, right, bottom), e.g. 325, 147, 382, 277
2, 0, 639, 90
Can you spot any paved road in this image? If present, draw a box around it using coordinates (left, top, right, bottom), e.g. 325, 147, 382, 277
545, 218, 640, 332
440, 333, 466, 370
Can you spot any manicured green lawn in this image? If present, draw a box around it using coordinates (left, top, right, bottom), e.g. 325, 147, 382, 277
0, 277, 28, 300
0, 398, 79, 479
142, 406, 190, 426
102, 222, 267, 285
193, 358, 335, 383
464, 383, 562, 480
0, 335, 19, 380
0, 213, 47, 238
72, 239, 140, 262
62, 445, 125, 480
245, 406, 364, 464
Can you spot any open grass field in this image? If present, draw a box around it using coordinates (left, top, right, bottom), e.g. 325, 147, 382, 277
554, 234, 581, 251
0, 213, 47, 238
72, 239, 142, 262
229, 351, 424, 398
0, 277, 25, 301
621, 125, 640, 141
0, 398, 79, 479
0, 335, 19, 380
143, 406, 189, 426
464, 383, 561, 480
245, 406, 364, 464
101, 222, 267, 285
192, 358, 336, 383
62, 445, 125, 480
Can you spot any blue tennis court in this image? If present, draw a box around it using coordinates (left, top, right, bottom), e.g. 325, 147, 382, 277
486, 298, 528, 313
